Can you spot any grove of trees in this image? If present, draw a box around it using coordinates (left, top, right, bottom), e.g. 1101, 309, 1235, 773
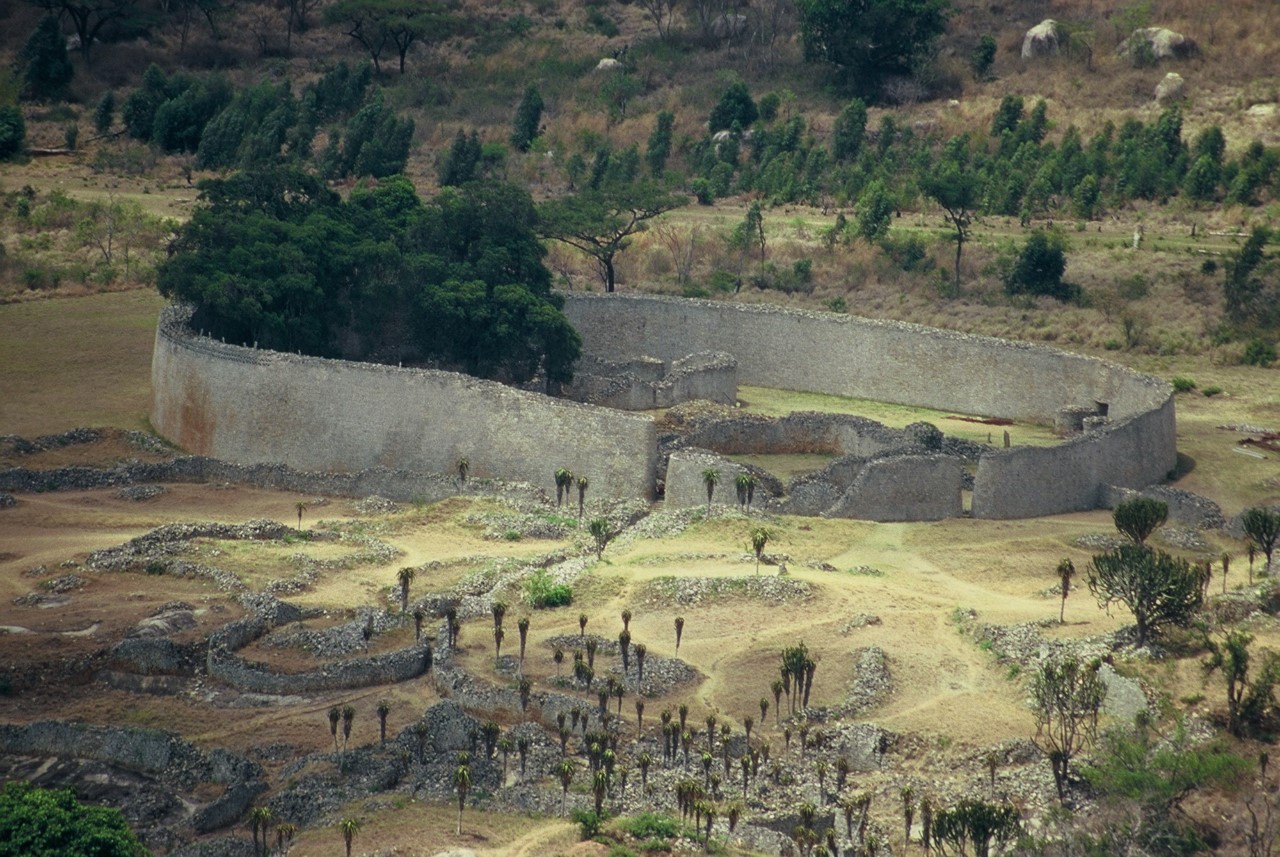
159, 169, 581, 384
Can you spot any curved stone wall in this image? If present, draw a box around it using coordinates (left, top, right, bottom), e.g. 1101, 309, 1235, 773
562, 294, 1176, 518
151, 296, 1176, 520
151, 306, 657, 499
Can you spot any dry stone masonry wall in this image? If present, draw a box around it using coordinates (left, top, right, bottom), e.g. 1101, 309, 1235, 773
151, 305, 656, 500
563, 294, 1175, 519
150, 295, 1176, 520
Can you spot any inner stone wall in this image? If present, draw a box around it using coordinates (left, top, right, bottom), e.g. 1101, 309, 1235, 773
563, 294, 1176, 518
151, 306, 657, 499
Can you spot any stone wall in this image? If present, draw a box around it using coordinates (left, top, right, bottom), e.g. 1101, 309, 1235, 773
564, 351, 737, 410
151, 306, 657, 500
205, 640, 433, 695
665, 449, 751, 509
564, 294, 1176, 518
829, 454, 964, 521
149, 295, 1177, 520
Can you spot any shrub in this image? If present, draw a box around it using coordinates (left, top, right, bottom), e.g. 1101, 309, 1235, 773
1170, 376, 1196, 393
572, 808, 606, 840
1202, 385, 1223, 397
757, 92, 780, 122
1005, 229, 1078, 302
0, 106, 25, 161
708, 81, 757, 133
525, 569, 572, 607
881, 233, 931, 272
1242, 338, 1277, 367
619, 812, 683, 840
970, 35, 997, 79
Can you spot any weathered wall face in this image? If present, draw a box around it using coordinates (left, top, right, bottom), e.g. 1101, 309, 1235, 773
152, 307, 657, 499
562, 294, 1170, 422
564, 294, 1176, 517
972, 396, 1178, 518
665, 449, 749, 509
831, 455, 964, 522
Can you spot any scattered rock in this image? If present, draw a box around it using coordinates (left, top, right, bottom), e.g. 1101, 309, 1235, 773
1021, 20, 1061, 59
1099, 663, 1148, 724
843, 646, 891, 715
839, 614, 882, 635
117, 484, 166, 501
711, 13, 748, 40
638, 574, 811, 607
1118, 27, 1198, 61
0, 493, 15, 509
1155, 72, 1186, 103
353, 495, 401, 516
1073, 533, 1127, 551
594, 57, 621, 72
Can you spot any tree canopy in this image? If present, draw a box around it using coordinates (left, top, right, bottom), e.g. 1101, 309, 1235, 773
796, 0, 951, 98
538, 181, 684, 293
0, 781, 148, 857
159, 168, 580, 384
1087, 544, 1202, 647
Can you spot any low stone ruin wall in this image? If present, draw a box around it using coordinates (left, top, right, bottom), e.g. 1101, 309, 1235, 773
206, 640, 433, 695
0, 454, 545, 507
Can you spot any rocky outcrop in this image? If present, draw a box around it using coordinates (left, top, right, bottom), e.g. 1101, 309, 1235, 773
1118, 27, 1198, 62
1155, 72, 1186, 103
1022, 20, 1061, 59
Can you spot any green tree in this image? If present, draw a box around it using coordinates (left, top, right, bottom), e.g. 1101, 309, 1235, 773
921, 150, 982, 293
1082, 720, 1251, 853
1004, 228, 1076, 302
1243, 507, 1280, 574
990, 95, 1023, 137
646, 110, 674, 176
970, 34, 996, 80
796, 0, 952, 98
376, 698, 391, 744
750, 527, 770, 575
1087, 544, 1203, 647
1112, 497, 1168, 545
832, 97, 867, 161
930, 799, 1020, 857
709, 81, 757, 133
558, 758, 575, 815
20, 17, 73, 102
319, 90, 414, 178
1225, 226, 1278, 327
31, 0, 139, 65
1057, 558, 1074, 624
94, 90, 115, 135
855, 179, 894, 243
701, 468, 719, 510
1031, 655, 1105, 800
0, 781, 148, 857
734, 202, 767, 271
510, 85, 543, 152
325, 0, 459, 74
538, 181, 683, 292
338, 817, 361, 857
160, 169, 579, 385
397, 566, 415, 612
1203, 629, 1280, 738
588, 517, 612, 559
